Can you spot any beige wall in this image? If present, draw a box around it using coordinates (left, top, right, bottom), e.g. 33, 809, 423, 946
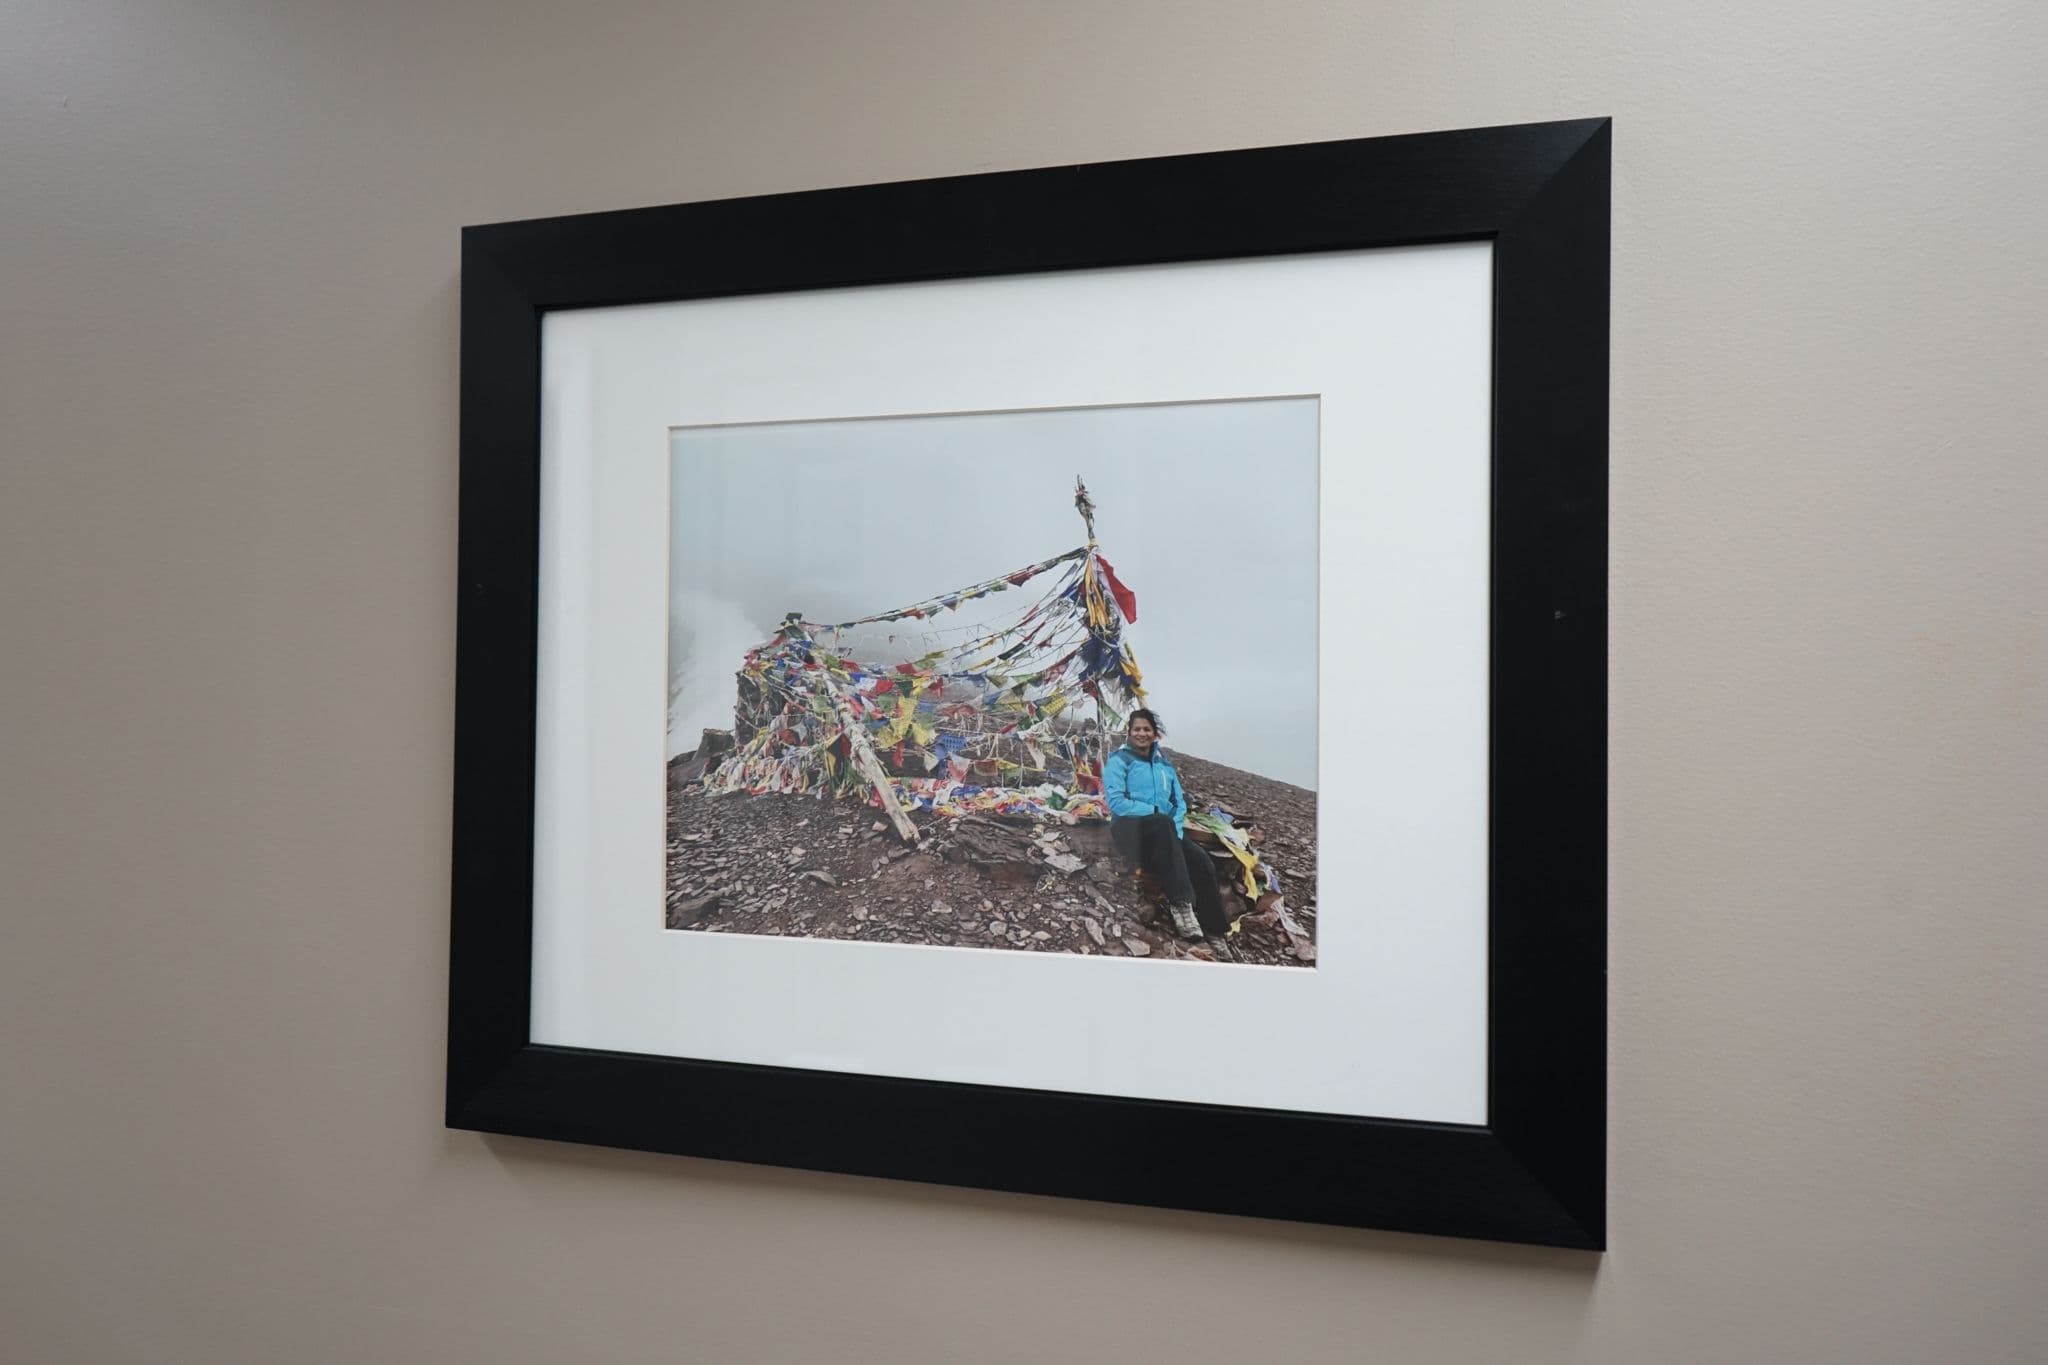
5, 1, 2044, 1360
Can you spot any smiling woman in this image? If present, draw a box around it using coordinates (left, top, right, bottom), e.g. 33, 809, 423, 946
1103, 707, 1233, 946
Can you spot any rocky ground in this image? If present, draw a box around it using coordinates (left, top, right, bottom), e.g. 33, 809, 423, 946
664, 751, 1318, 967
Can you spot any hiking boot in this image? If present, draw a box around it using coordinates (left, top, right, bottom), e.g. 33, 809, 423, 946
1168, 900, 1202, 940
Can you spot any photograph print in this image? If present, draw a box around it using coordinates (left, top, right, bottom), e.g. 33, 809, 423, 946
665, 397, 1320, 966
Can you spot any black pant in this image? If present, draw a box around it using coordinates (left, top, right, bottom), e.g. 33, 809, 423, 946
1111, 814, 1226, 935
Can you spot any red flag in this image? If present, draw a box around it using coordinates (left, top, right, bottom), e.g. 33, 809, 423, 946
1093, 554, 1138, 624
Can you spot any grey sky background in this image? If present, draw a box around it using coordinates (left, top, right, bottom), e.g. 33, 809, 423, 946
668, 398, 1319, 788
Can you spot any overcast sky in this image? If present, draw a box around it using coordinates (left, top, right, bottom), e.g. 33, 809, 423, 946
668, 397, 1319, 788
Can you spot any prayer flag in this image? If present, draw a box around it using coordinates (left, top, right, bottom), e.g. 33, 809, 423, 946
1094, 553, 1138, 623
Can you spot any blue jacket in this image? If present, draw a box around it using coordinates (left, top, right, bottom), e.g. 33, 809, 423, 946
1103, 743, 1188, 837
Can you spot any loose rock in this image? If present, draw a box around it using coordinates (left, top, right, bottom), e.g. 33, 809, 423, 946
669, 893, 719, 929
665, 746, 1316, 967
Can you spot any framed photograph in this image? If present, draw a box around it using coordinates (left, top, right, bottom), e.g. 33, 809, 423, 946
450, 118, 1608, 1248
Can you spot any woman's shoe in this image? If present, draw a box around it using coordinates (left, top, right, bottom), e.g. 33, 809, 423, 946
1168, 901, 1202, 940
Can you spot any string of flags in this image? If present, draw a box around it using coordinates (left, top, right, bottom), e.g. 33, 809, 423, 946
806, 546, 1090, 631
702, 539, 1145, 821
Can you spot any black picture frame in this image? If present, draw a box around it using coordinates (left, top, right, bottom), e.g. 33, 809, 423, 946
449, 118, 1608, 1249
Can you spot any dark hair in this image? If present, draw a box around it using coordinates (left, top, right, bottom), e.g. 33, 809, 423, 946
1127, 708, 1164, 735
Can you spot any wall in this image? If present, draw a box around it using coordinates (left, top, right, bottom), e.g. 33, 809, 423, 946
4, 2, 2043, 1360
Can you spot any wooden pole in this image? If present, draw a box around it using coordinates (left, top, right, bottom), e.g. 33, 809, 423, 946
814, 665, 920, 842
1075, 476, 1113, 774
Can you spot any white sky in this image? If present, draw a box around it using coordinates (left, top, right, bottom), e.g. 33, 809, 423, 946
668, 397, 1319, 787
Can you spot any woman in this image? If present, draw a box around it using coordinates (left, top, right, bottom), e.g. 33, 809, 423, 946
1102, 709, 1224, 944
